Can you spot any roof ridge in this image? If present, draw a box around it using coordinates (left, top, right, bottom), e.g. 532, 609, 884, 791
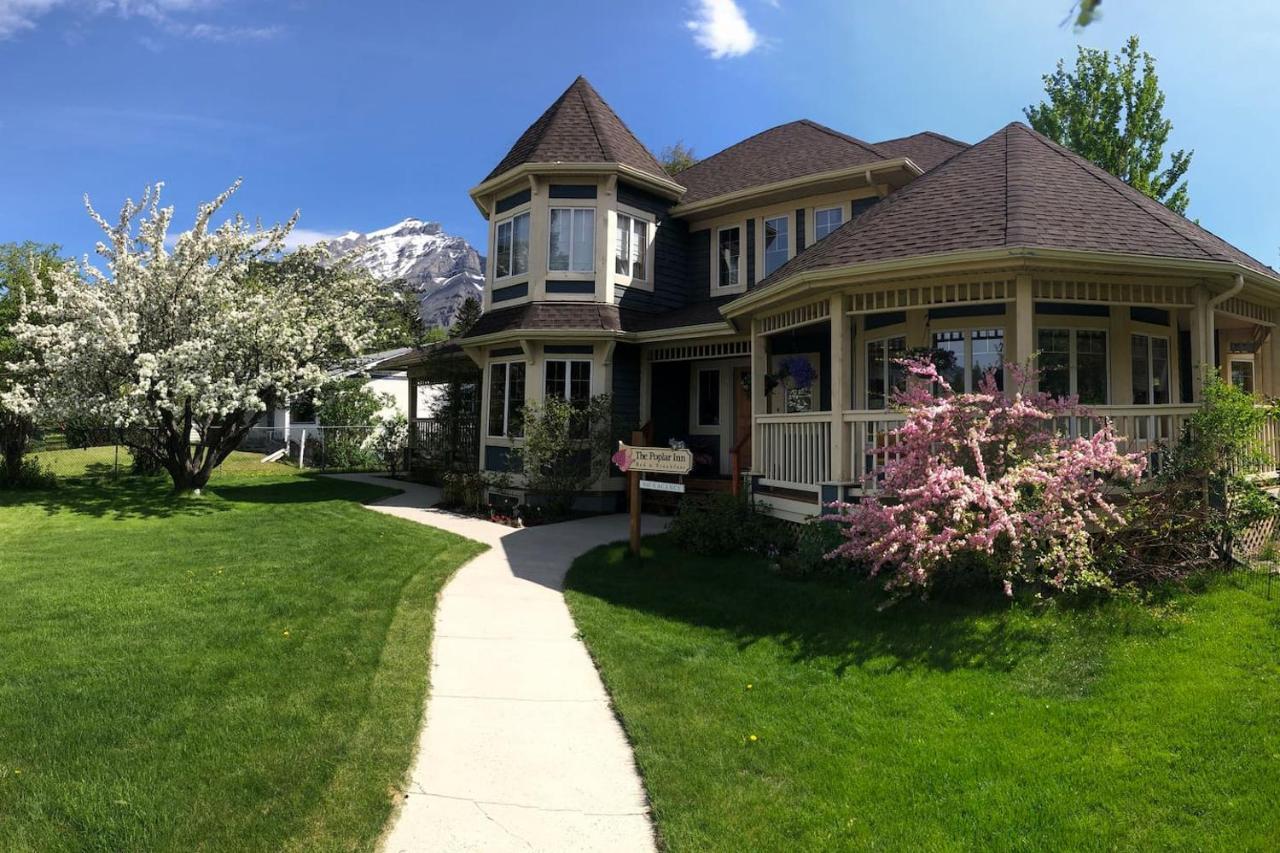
796, 118, 894, 160
575, 81, 611, 162
1009, 123, 1215, 261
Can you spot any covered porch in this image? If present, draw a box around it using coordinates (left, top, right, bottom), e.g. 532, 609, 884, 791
734, 271, 1280, 514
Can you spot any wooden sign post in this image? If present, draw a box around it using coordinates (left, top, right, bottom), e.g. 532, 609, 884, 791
612, 434, 695, 556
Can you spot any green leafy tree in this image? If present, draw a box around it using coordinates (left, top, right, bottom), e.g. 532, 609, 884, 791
512, 393, 614, 519
316, 377, 389, 468
0, 242, 63, 484
1026, 35, 1193, 215
659, 141, 698, 177
449, 296, 482, 339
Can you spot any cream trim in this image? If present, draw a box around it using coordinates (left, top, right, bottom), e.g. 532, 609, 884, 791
712, 222, 747, 296
669, 158, 920, 218
470, 162, 684, 215
722, 247, 1280, 317
612, 204, 657, 293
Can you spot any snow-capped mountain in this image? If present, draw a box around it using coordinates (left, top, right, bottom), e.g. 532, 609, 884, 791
326, 218, 485, 329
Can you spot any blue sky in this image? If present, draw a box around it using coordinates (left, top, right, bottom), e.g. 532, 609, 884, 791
2, 0, 1278, 267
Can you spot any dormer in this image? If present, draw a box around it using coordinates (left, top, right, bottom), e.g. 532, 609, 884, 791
468, 76, 685, 310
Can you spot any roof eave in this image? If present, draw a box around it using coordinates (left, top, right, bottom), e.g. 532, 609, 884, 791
469, 162, 686, 216
723, 247, 1280, 318
670, 158, 923, 219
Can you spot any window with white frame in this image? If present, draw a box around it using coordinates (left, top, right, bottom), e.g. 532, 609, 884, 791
1131, 334, 1170, 405
548, 207, 595, 272
814, 206, 844, 241
1037, 328, 1108, 404
1231, 359, 1255, 394
717, 226, 740, 288
930, 328, 1005, 392
763, 215, 790, 276
697, 369, 720, 426
487, 361, 526, 438
614, 213, 648, 281
867, 336, 907, 410
545, 358, 592, 437
494, 211, 530, 279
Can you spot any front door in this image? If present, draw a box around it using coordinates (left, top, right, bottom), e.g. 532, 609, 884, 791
732, 366, 751, 473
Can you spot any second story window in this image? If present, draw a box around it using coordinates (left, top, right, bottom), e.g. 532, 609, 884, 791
814, 206, 843, 241
717, 226, 740, 288
615, 213, 648, 281
494, 212, 530, 279
763, 215, 789, 276
549, 207, 595, 272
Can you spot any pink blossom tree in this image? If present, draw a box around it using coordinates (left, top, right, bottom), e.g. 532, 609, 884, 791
825, 358, 1147, 597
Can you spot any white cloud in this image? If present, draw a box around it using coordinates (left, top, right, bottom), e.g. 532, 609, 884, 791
0, 0, 281, 41
0, 0, 62, 38
686, 0, 760, 59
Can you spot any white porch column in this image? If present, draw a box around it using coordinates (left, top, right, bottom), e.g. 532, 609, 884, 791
751, 319, 765, 472
406, 374, 419, 456
1109, 307, 1133, 405
1012, 273, 1034, 366
638, 348, 652, 425
1189, 284, 1209, 401
830, 294, 850, 482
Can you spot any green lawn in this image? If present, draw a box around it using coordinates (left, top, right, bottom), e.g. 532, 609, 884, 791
566, 538, 1280, 851
0, 470, 484, 852
29, 446, 294, 480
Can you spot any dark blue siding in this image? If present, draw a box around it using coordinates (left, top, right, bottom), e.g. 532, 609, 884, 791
745, 218, 756, 287
544, 344, 594, 354
549, 184, 597, 199
614, 182, 690, 314
686, 229, 710, 298
611, 344, 642, 434
546, 280, 595, 294
492, 282, 528, 302
795, 209, 806, 253
485, 444, 520, 472
495, 190, 531, 214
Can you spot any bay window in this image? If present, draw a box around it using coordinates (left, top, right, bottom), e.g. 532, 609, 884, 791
717, 226, 741, 288
1037, 328, 1108, 404
930, 328, 1004, 392
615, 213, 648, 281
1131, 334, 1170, 405
494, 211, 530, 279
545, 359, 592, 438
487, 361, 526, 438
763, 215, 790, 276
814, 206, 843, 241
867, 336, 907, 410
549, 207, 595, 272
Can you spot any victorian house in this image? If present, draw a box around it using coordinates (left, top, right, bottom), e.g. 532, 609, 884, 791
395, 76, 1280, 519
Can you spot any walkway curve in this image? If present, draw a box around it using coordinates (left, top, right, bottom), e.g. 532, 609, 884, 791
329, 475, 665, 853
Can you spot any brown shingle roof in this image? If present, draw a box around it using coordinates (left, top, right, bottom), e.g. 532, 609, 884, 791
675, 120, 892, 205
754, 121, 1276, 291
483, 76, 670, 185
460, 300, 735, 339
872, 131, 968, 172
463, 303, 626, 339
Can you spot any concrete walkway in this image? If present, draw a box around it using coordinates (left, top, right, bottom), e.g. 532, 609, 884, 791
330, 475, 665, 853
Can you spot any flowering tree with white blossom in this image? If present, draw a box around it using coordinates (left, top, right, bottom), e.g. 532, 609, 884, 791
4, 181, 378, 493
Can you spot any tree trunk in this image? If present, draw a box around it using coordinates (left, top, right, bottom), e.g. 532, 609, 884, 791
0, 414, 32, 483
156, 410, 263, 494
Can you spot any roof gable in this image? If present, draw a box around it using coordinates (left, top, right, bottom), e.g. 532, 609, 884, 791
484, 76, 669, 185
755, 122, 1275, 290
675, 120, 893, 205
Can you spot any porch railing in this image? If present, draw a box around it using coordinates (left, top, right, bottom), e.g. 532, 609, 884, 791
756, 412, 831, 490
757, 403, 1280, 493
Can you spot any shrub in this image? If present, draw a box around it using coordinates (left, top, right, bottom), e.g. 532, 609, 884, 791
824, 358, 1146, 599
776, 520, 848, 580
441, 471, 488, 513
669, 493, 792, 557
0, 455, 56, 490
512, 393, 615, 520
362, 413, 409, 477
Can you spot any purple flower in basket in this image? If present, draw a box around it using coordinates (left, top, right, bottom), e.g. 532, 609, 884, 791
780, 355, 816, 390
